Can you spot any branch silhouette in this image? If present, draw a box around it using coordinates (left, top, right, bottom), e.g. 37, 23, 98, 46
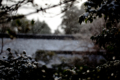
0, 0, 76, 24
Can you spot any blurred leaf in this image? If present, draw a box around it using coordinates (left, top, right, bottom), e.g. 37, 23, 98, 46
85, 18, 88, 23
31, 19, 35, 25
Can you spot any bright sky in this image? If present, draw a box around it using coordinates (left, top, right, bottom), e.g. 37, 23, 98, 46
17, 0, 87, 33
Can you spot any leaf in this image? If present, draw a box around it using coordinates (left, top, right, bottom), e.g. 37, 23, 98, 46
89, 18, 93, 23
79, 16, 85, 24
104, 15, 107, 21
85, 18, 88, 23
16, 19, 21, 26
90, 36, 95, 40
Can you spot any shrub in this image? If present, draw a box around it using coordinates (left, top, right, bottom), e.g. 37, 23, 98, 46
34, 50, 55, 64
0, 49, 56, 80
1, 49, 120, 80
0, 48, 38, 80
53, 60, 120, 80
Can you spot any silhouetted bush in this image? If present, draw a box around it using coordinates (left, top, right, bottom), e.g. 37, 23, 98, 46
53, 60, 120, 80
34, 50, 55, 63
0, 49, 56, 80
0, 49, 120, 80
0, 48, 38, 80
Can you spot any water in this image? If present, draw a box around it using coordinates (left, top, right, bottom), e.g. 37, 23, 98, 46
0, 38, 94, 56
0, 38, 105, 68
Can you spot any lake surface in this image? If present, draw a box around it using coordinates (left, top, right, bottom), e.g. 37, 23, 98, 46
0, 38, 94, 56
0, 38, 105, 67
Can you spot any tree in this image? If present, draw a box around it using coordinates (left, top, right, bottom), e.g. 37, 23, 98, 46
30, 20, 51, 34
61, 1, 106, 53
11, 18, 51, 34
54, 29, 61, 34
79, 0, 120, 60
11, 18, 31, 33
61, 4, 85, 34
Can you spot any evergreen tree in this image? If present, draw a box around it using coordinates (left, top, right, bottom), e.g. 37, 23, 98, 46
61, 4, 84, 34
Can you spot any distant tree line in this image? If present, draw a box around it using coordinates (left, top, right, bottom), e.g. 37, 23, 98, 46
0, 17, 52, 35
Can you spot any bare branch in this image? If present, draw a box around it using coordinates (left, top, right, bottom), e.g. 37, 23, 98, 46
0, 0, 78, 24
25, 0, 75, 17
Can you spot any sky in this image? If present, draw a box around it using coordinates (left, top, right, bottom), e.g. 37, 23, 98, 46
17, 0, 87, 33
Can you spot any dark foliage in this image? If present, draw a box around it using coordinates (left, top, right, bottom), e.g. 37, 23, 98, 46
44, 59, 120, 80
79, 0, 120, 60
1, 0, 120, 79
79, 0, 120, 24
0, 48, 55, 80
0, 48, 37, 80
0, 49, 120, 80
34, 50, 55, 64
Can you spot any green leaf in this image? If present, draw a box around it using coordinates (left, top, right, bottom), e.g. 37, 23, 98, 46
85, 18, 88, 23
16, 19, 21, 26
